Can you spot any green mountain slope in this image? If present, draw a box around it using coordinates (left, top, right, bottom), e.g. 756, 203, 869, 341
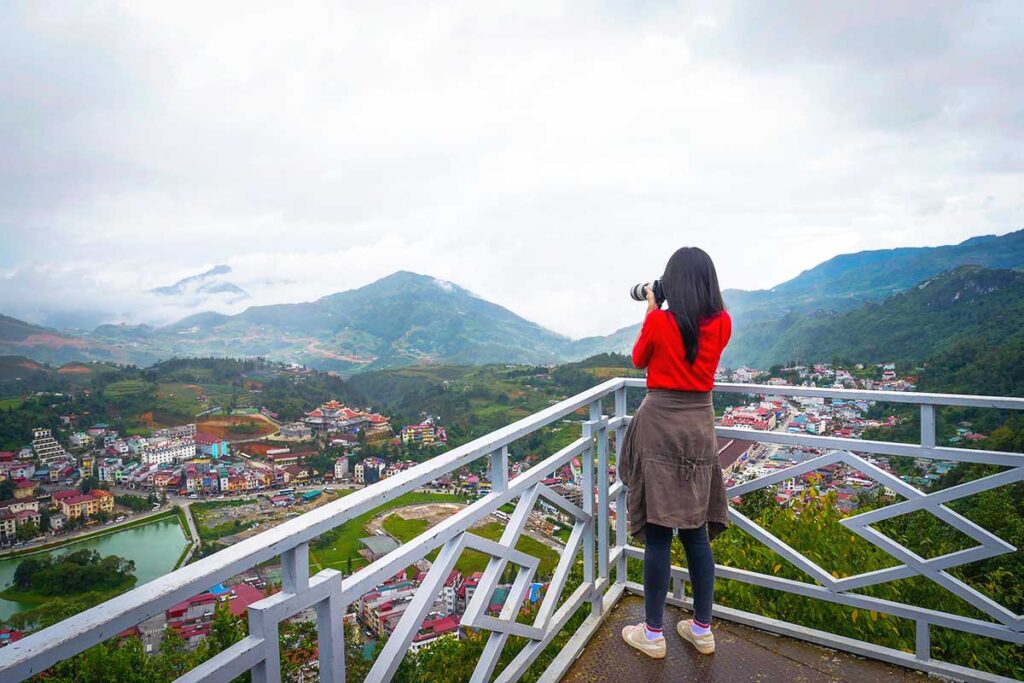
724, 229, 1024, 320
724, 266, 1024, 368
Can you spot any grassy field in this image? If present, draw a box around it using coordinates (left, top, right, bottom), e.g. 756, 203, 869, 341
102, 379, 151, 400
308, 491, 464, 574
152, 383, 205, 416
381, 514, 561, 577
0, 397, 23, 410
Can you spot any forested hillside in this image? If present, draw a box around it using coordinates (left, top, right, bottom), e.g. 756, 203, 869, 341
723, 266, 1024, 369
724, 228, 1024, 320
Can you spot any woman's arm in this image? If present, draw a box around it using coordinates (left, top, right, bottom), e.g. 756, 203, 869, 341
645, 284, 658, 316
631, 285, 660, 369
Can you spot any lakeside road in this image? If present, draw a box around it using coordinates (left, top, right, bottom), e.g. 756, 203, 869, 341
178, 501, 199, 545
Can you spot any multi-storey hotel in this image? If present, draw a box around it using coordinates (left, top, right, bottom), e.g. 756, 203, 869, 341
141, 424, 197, 465
31, 428, 72, 481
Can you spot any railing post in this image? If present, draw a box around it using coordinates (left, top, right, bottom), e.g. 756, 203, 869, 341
583, 401, 600, 612
489, 445, 509, 492
596, 409, 610, 587
249, 602, 281, 683
613, 386, 628, 585
282, 543, 310, 593
915, 620, 930, 661
920, 404, 936, 449
317, 592, 346, 683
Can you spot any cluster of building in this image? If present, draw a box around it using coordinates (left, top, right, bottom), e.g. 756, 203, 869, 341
351, 456, 429, 485
715, 362, 970, 511
0, 427, 118, 544
722, 362, 917, 394
0, 483, 115, 545
720, 402, 785, 431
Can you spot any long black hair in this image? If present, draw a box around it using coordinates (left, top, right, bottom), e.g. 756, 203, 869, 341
662, 247, 726, 364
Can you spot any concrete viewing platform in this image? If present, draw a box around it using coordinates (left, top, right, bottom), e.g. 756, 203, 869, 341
561, 596, 926, 683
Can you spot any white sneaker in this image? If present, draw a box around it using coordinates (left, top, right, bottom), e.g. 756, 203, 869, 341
621, 622, 666, 659
677, 619, 715, 654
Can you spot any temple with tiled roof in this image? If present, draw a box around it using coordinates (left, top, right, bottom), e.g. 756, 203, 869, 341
302, 400, 391, 435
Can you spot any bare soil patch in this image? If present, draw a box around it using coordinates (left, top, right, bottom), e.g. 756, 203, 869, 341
366, 503, 466, 535
197, 414, 277, 440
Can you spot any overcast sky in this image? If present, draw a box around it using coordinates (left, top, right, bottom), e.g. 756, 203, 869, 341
1, 1, 1022, 337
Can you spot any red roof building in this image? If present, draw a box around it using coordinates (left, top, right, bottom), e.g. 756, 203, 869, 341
412, 615, 460, 646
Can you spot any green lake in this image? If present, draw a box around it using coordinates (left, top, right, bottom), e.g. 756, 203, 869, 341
0, 517, 189, 620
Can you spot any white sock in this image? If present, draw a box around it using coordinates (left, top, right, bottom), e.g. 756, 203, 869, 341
691, 620, 711, 636
644, 624, 664, 640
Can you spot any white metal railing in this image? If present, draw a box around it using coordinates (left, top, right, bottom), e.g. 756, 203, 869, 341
0, 379, 1021, 683
628, 379, 1024, 683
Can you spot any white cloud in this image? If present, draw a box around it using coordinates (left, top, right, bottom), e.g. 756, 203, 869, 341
0, 0, 1021, 337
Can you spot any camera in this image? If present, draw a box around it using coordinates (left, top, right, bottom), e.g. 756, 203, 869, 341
630, 279, 665, 306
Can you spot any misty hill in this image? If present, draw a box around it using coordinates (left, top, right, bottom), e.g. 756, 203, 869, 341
90, 272, 576, 373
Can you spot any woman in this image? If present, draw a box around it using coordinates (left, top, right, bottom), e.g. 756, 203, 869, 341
618, 246, 732, 659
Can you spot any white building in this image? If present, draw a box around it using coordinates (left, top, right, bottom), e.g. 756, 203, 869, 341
69, 432, 93, 449
142, 424, 197, 465
441, 571, 461, 615
334, 456, 349, 480
280, 422, 313, 440
142, 439, 196, 466
97, 457, 124, 483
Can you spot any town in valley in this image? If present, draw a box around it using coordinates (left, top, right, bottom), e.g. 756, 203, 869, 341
0, 355, 966, 656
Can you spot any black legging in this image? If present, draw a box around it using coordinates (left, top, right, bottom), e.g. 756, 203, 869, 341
643, 523, 715, 629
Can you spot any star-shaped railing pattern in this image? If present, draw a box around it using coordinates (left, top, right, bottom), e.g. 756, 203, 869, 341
727, 449, 1024, 631
365, 482, 591, 682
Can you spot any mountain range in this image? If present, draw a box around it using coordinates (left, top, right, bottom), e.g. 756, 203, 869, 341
1, 229, 1022, 373
727, 265, 1024, 368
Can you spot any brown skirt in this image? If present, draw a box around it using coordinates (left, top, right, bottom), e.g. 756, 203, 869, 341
618, 389, 729, 542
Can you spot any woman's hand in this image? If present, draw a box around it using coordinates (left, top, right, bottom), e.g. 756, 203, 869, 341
645, 285, 658, 314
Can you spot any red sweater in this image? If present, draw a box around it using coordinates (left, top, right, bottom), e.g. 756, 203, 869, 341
632, 309, 731, 392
